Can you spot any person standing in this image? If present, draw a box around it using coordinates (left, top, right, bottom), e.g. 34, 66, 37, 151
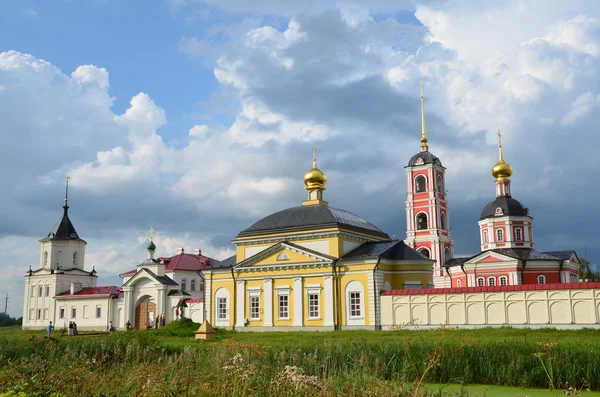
68, 321, 74, 336
108, 321, 114, 333
46, 321, 53, 337
73, 321, 78, 336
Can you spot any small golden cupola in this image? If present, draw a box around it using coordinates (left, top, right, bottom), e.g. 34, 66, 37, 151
492, 130, 513, 182
303, 147, 328, 206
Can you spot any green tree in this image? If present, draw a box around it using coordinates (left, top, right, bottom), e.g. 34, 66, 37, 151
0, 313, 22, 327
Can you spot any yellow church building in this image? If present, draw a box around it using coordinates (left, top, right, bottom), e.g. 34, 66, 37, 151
203, 150, 434, 330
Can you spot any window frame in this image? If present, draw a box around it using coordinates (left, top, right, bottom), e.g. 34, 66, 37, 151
190, 279, 196, 291
96, 306, 102, 318
537, 275, 546, 285
414, 175, 427, 193
477, 277, 485, 287
71, 307, 77, 319
488, 277, 496, 286
45, 286, 50, 297
500, 276, 508, 286
348, 291, 362, 318
38, 287, 43, 297
496, 228, 504, 242
37, 309, 41, 320
308, 293, 320, 319
417, 247, 430, 258
59, 308, 65, 319
456, 279, 462, 288
483, 230, 488, 244
217, 297, 228, 320
72, 252, 77, 265
278, 293, 289, 320
249, 294, 260, 320
181, 279, 187, 291
416, 212, 428, 230
515, 228, 522, 241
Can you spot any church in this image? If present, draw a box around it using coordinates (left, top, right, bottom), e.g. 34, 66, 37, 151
22, 88, 583, 331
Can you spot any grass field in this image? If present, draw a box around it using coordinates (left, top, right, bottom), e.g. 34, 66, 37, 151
1, 322, 599, 396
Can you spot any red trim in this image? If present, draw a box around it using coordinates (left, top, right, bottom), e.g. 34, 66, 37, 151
381, 282, 600, 296
185, 297, 204, 303
55, 286, 121, 298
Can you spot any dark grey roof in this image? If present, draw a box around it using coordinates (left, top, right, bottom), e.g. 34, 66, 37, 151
444, 257, 470, 268
542, 250, 577, 261
342, 240, 429, 261
137, 258, 163, 267
42, 205, 84, 242
480, 197, 529, 220
445, 249, 567, 268
212, 255, 236, 269
407, 150, 443, 167
168, 289, 191, 297
238, 205, 389, 239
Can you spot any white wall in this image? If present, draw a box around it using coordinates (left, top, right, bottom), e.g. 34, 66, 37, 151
381, 287, 600, 328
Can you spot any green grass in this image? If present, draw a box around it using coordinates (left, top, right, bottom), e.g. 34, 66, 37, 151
1, 324, 599, 396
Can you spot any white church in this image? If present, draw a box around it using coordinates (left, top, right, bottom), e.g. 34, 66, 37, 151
22, 183, 212, 330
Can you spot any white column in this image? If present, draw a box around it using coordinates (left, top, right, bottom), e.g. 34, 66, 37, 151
324, 275, 334, 327
264, 278, 273, 327
236, 280, 245, 327
293, 277, 303, 326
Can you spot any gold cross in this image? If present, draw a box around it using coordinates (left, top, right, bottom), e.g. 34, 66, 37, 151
312, 146, 317, 168
497, 129, 502, 149
149, 227, 155, 240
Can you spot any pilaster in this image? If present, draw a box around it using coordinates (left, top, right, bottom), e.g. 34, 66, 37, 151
264, 278, 273, 327
236, 280, 246, 327
293, 277, 303, 326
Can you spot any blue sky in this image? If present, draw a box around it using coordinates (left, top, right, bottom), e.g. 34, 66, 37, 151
1, 0, 599, 317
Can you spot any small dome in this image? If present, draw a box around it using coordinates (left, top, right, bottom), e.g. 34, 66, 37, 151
407, 151, 443, 167
147, 240, 156, 251
492, 159, 513, 181
304, 167, 327, 189
480, 197, 529, 220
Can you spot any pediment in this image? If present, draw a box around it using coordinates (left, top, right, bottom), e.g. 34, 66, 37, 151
235, 242, 335, 269
466, 251, 516, 265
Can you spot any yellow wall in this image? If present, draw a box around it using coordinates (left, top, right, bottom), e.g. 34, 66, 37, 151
254, 249, 318, 266
337, 271, 371, 326
272, 277, 294, 327
302, 275, 325, 326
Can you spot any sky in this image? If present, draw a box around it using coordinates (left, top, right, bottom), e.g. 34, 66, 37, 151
1, 0, 599, 317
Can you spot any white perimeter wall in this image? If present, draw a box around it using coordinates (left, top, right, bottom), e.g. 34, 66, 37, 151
381, 288, 600, 328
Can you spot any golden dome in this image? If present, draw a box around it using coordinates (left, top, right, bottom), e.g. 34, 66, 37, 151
492, 130, 512, 182
492, 159, 512, 181
304, 147, 327, 190
304, 167, 327, 189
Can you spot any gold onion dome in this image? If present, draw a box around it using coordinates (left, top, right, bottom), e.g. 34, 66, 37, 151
304, 147, 327, 189
492, 130, 513, 182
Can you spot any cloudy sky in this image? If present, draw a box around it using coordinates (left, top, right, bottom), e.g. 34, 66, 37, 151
1, 0, 599, 317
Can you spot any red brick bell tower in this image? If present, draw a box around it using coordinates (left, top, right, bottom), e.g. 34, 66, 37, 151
405, 85, 454, 288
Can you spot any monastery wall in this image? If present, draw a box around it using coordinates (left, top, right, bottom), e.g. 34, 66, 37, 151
380, 282, 600, 329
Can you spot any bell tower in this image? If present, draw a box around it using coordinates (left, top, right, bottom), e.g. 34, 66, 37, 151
39, 177, 87, 271
405, 86, 454, 288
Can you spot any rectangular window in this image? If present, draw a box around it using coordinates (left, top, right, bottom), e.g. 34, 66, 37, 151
43, 309, 48, 319
96, 306, 102, 318
516, 228, 522, 241
45, 286, 50, 297
30, 287, 35, 297
308, 293, 320, 319
477, 278, 485, 287
37, 309, 41, 320
217, 298, 227, 320
250, 295, 260, 320
278, 294, 289, 319
59, 308, 65, 319
349, 292, 361, 317
538, 275, 546, 285
500, 277, 508, 286
488, 277, 496, 286
72, 307, 77, 318
38, 287, 43, 297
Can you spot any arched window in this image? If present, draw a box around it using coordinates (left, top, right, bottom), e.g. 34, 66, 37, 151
72, 252, 77, 265
515, 228, 522, 241
496, 228, 504, 242
276, 253, 290, 261
417, 248, 430, 258
190, 279, 196, 291
436, 175, 443, 192
483, 230, 488, 244
199, 279, 205, 292
444, 248, 451, 264
456, 279, 462, 288
181, 279, 187, 291
488, 277, 496, 286
440, 213, 447, 230
44, 252, 48, 267
537, 275, 546, 285
416, 213, 428, 230
500, 276, 508, 286
477, 277, 485, 287
415, 175, 426, 193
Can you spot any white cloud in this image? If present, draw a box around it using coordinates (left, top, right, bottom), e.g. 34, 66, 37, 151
562, 91, 600, 125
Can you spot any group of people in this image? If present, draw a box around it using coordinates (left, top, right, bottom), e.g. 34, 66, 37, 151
153, 313, 166, 329
45, 320, 78, 337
